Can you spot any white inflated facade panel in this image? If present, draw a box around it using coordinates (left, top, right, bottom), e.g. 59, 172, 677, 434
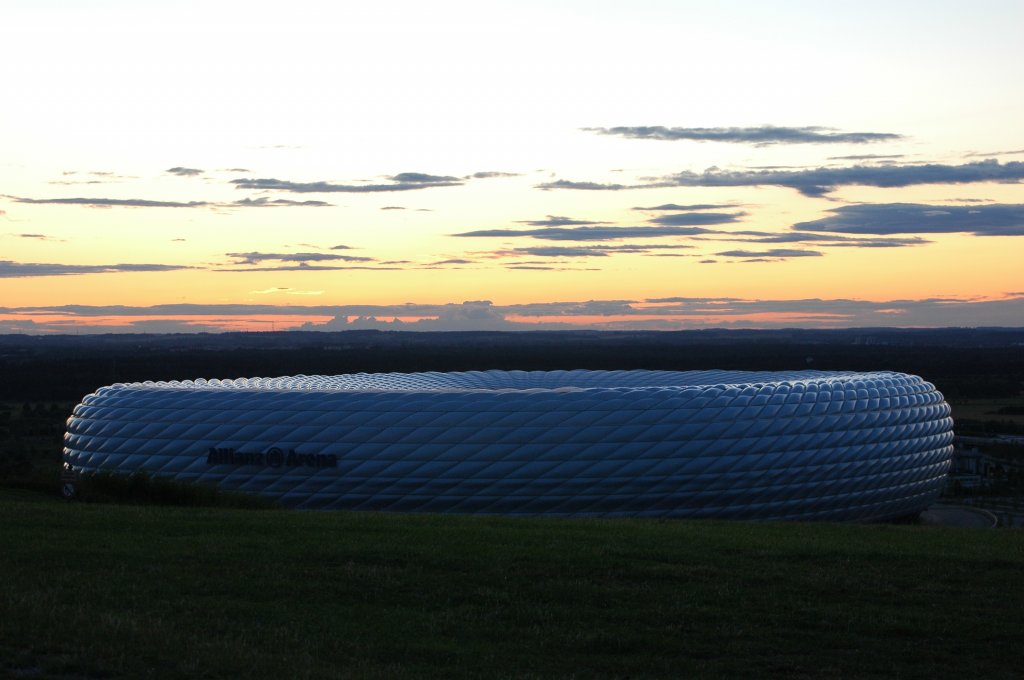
63, 370, 954, 520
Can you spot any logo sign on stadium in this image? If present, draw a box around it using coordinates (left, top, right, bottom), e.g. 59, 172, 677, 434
206, 447, 338, 469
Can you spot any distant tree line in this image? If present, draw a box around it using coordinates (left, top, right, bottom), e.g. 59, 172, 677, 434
1, 329, 1021, 401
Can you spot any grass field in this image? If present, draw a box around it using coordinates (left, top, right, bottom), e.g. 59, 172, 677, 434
2, 489, 1023, 679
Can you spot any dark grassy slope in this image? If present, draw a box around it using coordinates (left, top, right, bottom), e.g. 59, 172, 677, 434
3, 489, 1022, 680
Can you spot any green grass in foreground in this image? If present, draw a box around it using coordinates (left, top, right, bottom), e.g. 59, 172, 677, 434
2, 489, 1023, 680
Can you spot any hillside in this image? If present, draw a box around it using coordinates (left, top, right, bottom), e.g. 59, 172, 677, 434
2, 488, 1022, 679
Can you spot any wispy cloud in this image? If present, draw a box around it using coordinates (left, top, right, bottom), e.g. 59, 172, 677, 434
633, 203, 734, 211
792, 203, 1024, 236
827, 154, 905, 161
490, 244, 695, 258
419, 258, 474, 268
452, 225, 714, 241
468, 171, 521, 179
217, 264, 397, 272
536, 179, 634, 191
584, 125, 903, 146
51, 170, 135, 185
231, 197, 332, 208
649, 212, 745, 226
517, 215, 610, 227
11, 233, 62, 241
716, 249, 823, 258
698, 231, 929, 248
166, 167, 203, 176
4, 195, 332, 209
963, 149, 1024, 158
225, 252, 375, 265
539, 160, 1024, 197
6, 196, 211, 208
0, 260, 191, 278
665, 160, 1024, 197
389, 172, 460, 184
231, 174, 464, 193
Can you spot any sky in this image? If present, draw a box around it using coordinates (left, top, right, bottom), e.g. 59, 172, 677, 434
2, 0, 1023, 333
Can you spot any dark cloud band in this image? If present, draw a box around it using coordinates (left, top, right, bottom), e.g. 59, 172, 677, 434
0, 260, 191, 278
584, 125, 903, 146
792, 203, 1024, 236
539, 160, 1024, 197
225, 252, 375, 265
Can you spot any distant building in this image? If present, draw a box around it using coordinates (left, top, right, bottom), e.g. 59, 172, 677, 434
64, 370, 954, 521
949, 436, 1024, 492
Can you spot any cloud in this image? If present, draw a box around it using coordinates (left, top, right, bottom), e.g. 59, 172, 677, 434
389, 172, 460, 184
7, 196, 211, 208
308, 301, 538, 332
13, 233, 57, 240
649, 212, 745, 226
963, 149, 1024, 158
468, 171, 521, 179
8, 295, 1024, 331
452, 225, 713, 241
535, 179, 633, 191
827, 154, 905, 161
48, 180, 110, 186
664, 160, 1024, 197
584, 125, 903, 146
4, 195, 333, 209
166, 167, 203, 176
0, 260, 191, 278
51, 170, 135, 185
425, 258, 474, 266
217, 264, 397, 272
492, 244, 695, 258
698, 230, 929, 248
225, 251, 375, 265
541, 160, 1024, 197
501, 246, 610, 258
517, 215, 610, 227
231, 175, 464, 193
716, 249, 824, 258
792, 203, 1024, 236
633, 203, 734, 211
231, 197, 332, 208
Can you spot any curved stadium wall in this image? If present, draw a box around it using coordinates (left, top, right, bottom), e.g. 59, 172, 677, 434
63, 370, 954, 521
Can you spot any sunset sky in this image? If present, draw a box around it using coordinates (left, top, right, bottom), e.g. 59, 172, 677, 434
2, 0, 1023, 333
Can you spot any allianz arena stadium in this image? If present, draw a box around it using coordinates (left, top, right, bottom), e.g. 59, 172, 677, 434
63, 370, 954, 521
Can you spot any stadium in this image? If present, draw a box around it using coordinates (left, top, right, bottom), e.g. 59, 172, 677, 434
63, 369, 954, 520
